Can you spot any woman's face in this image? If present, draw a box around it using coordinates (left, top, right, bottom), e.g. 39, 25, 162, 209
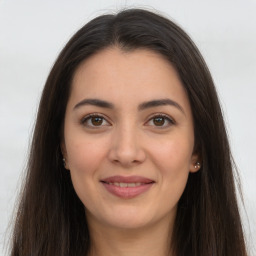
62, 47, 199, 231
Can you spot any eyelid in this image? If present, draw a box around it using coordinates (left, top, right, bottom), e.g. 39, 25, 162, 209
145, 113, 176, 127
80, 113, 111, 127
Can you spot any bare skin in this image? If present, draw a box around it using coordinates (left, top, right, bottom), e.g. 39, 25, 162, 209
62, 47, 200, 256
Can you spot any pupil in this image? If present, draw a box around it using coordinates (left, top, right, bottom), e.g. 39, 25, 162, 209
153, 117, 164, 126
92, 117, 103, 126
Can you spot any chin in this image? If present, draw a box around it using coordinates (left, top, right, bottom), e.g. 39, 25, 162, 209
100, 206, 161, 231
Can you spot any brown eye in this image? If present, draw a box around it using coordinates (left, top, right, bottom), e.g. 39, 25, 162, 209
91, 116, 103, 126
81, 114, 110, 128
146, 114, 175, 128
153, 117, 165, 126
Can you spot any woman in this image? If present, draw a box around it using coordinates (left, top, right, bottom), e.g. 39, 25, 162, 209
10, 8, 248, 256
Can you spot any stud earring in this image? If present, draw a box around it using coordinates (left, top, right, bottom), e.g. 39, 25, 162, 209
63, 158, 66, 167
194, 162, 201, 169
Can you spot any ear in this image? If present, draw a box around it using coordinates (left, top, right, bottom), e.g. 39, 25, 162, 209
189, 153, 201, 173
61, 141, 69, 170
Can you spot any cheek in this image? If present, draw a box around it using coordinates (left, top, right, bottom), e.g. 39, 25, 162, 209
150, 135, 193, 195
151, 137, 194, 172
67, 140, 105, 174
66, 140, 105, 207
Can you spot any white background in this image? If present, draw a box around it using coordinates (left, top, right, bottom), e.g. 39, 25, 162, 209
0, 0, 255, 255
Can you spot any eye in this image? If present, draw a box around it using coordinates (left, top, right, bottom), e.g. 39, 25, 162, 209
81, 114, 110, 128
146, 114, 175, 128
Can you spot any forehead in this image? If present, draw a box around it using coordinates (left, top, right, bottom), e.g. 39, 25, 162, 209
69, 47, 191, 114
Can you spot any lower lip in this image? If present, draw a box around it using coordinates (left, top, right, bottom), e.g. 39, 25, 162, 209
102, 182, 154, 199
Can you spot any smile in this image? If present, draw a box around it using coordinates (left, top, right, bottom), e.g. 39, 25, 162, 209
101, 176, 155, 199
104, 182, 146, 187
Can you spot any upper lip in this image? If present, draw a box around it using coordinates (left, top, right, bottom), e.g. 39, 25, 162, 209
101, 175, 155, 184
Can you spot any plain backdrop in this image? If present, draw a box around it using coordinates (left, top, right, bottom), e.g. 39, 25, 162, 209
0, 0, 255, 255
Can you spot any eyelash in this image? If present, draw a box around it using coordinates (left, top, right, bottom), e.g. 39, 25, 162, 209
146, 114, 175, 128
81, 113, 110, 127
80, 113, 175, 128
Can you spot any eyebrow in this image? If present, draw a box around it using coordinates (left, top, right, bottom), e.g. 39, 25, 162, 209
74, 99, 114, 110
138, 98, 185, 114
73, 98, 185, 114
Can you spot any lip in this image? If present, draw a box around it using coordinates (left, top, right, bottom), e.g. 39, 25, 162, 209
100, 176, 155, 199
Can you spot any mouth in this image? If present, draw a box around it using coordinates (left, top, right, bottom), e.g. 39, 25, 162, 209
102, 182, 151, 187
100, 176, 155, 199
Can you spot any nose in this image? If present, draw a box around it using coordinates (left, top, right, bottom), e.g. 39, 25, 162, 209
107, 124, 146, 168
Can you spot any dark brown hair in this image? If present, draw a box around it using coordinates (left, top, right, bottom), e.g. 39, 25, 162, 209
10, 8, 247, 256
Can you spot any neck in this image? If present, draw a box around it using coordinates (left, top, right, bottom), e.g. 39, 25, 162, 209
87, 215, 175, 256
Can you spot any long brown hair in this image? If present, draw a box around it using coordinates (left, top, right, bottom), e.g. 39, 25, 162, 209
10, 9, 248, 256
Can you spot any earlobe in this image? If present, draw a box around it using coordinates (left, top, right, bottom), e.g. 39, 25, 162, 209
190, 154, 201, 173
60, 142, 69, 170
191, 161, 201, 172
62, 157, 69, 169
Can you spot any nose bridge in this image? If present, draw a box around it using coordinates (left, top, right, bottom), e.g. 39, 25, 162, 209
117, 121, 137, 151
108, 119, 145, 166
